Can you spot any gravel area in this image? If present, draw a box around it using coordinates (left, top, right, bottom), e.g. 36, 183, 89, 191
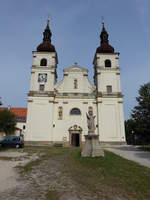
0, 160, 19, 192
0, 153, 100, 200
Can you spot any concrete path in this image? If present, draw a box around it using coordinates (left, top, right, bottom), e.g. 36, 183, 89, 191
108, 145, 150, 168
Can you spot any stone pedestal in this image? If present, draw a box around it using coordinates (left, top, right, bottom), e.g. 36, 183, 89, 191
81, 134, 104, 157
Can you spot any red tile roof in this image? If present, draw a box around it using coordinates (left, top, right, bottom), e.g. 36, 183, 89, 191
10, 107, 27, 118
10, 108, 27, 122
0, 107, 27, 123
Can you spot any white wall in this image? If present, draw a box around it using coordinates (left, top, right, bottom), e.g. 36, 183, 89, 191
25, 97, 54, 141
95, 52, 126, 143
97, 98, 125, 142
30, 52, 57, 92
56, 66, 95, 93
52, 98, 98, 143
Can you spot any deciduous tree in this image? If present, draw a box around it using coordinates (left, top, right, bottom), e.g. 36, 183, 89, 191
0, 109, 16, 135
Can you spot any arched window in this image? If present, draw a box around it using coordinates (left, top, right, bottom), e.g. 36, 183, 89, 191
40, 58, 47, 66
105, 59, 111, 68
70, 108, 81, 115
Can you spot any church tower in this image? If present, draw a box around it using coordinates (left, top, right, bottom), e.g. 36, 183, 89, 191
93, 20, 126, 144
25, 18, 58, 142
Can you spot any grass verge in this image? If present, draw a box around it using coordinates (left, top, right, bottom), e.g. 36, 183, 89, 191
19, 147, 150, 199
63, 148, 150, 199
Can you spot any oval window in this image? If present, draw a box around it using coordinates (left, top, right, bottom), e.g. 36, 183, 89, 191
70, 108, 81, 115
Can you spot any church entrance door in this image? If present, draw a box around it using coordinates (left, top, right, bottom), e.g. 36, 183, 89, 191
68, 125, 82, 147
71, 133, 80, 147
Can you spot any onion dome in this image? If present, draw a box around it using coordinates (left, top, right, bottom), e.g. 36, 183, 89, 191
37, 17, 56, 52
96, 18, 114, 54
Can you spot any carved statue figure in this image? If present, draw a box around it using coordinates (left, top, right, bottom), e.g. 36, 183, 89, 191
86, 110, 96, 134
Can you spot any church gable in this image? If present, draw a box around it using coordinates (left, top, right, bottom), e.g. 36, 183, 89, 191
55, 65, 95, 94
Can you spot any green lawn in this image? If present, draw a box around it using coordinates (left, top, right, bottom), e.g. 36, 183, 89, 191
22, 146, 150, 199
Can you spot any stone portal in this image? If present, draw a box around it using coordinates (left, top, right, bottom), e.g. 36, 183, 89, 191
69, 125, 82, 147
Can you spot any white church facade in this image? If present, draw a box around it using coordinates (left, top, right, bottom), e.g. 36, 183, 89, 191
25, 19, 126, 146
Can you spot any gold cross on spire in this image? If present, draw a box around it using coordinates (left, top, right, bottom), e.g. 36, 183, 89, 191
102, 16, 104, 25
47, 15, 50, 26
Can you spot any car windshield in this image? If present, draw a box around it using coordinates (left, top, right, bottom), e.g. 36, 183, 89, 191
5, 136, 19, 141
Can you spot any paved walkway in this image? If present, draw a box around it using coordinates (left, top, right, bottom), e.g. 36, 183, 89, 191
108, 145, 150, 168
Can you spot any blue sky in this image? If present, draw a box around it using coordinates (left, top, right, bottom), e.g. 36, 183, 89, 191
0, 0, 150, 119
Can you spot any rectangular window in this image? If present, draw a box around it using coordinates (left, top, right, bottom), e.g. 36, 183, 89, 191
106, 85, 112, 93
39, 84, 45, 91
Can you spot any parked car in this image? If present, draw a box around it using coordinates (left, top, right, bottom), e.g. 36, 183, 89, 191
0, 136, 24, 148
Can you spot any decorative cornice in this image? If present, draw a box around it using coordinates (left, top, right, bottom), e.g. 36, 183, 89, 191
32, 65, 56, 70
53, 101, 58, 104
28, 91, 55, 97
83, 102, 88, 104
55, 92, 95, 99
97, 92, 123, 98
64, 73, 68, 76
96, 66, 120, 71
28, 99, 33, 102
64, 65, 88, 73
97, 101, 102, 103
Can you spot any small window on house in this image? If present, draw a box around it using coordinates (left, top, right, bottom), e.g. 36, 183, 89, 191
105, 59, 111, 68
40, 58, 47, 66
106, 85, 112, 93
70, 108, 81, 115
58, 106, 63, 120
23, 125, 26, 130
39, 84, 45, 91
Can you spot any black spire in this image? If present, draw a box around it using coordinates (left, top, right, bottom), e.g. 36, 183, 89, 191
37, 17, 56, 52
100, 18, 109, 45
96, 17, 114, 54
43, 17, 52, 42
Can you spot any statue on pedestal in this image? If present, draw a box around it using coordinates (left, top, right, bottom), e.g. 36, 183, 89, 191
81, 107, 104, 157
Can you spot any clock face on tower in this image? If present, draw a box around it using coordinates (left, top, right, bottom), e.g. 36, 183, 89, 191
38, 73, 47, 83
